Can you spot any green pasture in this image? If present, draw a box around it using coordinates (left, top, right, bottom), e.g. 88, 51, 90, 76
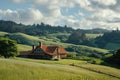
0, 58, 120, 80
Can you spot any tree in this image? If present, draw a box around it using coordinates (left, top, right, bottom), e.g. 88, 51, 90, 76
67, 31, 86, 44
112, 49, 120, 64
0, 38, 18, 58
105, 49, 120, 66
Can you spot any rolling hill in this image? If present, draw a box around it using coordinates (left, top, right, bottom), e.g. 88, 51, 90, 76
0, 58, 120, 80
0, 31, 109, 59
94, 30, 120, 50
0, 31, 8, 36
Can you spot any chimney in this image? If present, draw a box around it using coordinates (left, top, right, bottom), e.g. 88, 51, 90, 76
32, 45, 36, 50
39, 42, 42, 48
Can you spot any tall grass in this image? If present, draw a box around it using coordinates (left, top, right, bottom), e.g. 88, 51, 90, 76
75, 63, 120, 79
0, 58, 119, 80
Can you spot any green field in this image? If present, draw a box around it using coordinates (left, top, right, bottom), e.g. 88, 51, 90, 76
0, 31, 8, 36
0, 58, 120, 80
86, 33, 103, 39
17, 44, 32, 51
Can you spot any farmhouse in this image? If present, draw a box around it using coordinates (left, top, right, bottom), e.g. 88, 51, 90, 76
20, 42, 67, 59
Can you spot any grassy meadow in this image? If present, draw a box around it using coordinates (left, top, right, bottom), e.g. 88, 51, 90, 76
17, 44, 32, 51
0, 58, 120, 80
0, 31, 8, 36
86, 33, 103, 39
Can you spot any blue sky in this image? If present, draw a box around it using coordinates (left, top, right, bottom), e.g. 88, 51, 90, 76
0, 0, 120, 30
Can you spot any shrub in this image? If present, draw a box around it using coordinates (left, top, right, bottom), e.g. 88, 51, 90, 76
67, 52, 76, 59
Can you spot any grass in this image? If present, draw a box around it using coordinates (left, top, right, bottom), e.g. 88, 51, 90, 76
3, 32, 41, 45
17, 44, 32, 51
0, 59, 81, 80
16, 33, 40, 41
86, 33, 103, 39
0, 31, 8, 36
0, 58, 120, 80
15, 58, 85, 65
74, 63, 120, 79
48, 32, 70, 37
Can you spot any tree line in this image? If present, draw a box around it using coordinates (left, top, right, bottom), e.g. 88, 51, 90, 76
0, 20, 109, 36
0, 20, 73, 35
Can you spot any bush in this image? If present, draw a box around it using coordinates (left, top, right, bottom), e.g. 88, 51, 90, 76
90, 59, 103, 64
67, 52, 76, 59
0, 38, 18, 58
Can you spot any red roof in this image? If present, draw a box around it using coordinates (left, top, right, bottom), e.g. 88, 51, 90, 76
20, 44, 67, 56
41, 46, 67, 55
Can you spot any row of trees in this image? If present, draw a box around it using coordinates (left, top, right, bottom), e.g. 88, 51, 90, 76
0, 20, 109, 36
0, 20, 73, 36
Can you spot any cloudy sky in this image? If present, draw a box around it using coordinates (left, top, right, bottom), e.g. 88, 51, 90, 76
0, 0, 120, 29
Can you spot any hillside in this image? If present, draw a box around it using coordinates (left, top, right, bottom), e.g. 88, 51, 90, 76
94, 30, 120, 50
0, 31, 8, 36
1, 31, 109, 59
0, 58, 120, 80
17, 44, 31, 51
4, 32, 41, 45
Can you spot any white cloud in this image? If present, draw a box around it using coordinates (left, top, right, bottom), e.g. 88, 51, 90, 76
1, 0, 120, 30
91, 0, 117, 6
78, 11, 84, 16
18, 8, 43, 24
0, 8, 43, 24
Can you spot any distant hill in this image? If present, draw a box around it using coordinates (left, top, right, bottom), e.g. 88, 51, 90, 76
3, 32, 41, 45
0, 31, 109, 59
95, 30, 120, 50
0, 20, 73, 35
0, 20, 109, 36
76, 28, 110, 34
